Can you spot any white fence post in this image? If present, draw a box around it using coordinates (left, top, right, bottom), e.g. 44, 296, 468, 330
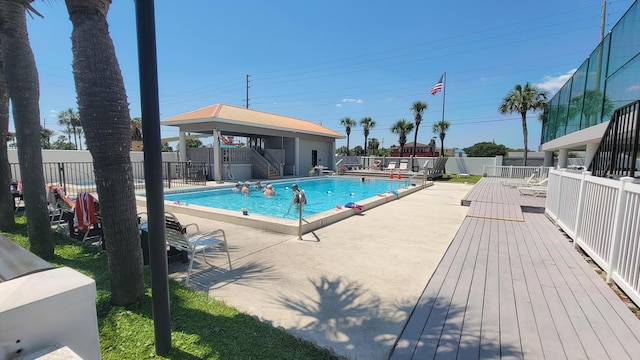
508, 165, 513, 178
606, 177, 634, 283
573, 171, 591, 249
553, 169, 565, 225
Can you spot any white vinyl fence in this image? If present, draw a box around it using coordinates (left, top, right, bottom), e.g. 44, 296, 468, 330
545, 169, 640, 307
482, 165, 552, 179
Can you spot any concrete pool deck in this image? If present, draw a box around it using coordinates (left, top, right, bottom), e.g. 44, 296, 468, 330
137, 181, 473, 359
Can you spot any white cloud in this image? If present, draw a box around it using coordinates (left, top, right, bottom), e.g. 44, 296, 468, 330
335, 103, 342, 107
536, 69, 577, 94
626, 84, 640, 92
49, 109, 58, 117
341, 98, 363, 104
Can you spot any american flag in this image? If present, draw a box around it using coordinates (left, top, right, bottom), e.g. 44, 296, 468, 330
430, 74, 444, 95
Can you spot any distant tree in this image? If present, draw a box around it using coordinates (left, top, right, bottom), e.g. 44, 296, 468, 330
131, 116, 142, 141
57, 108, 81, 149
498, 82, 547, 166
367, 137, 380, 154
464, 141, 508, 157
352, 145, 364, 156
336, 145, 348, 156
40, 126, 54, 149
391, 119, 414, 157
410, 100, 428, 163
432, 120, 451, 157
6, 130, 15, 146
161, 142, 173, 152
185, 138, 203, 148
51, 135, 76, 150
340, 117, 356, 156
359, 117, 375, 156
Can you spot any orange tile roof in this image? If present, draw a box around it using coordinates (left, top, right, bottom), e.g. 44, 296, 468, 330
162, 104, 344, 139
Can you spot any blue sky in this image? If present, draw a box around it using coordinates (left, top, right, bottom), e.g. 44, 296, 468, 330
23, 0, 634, 151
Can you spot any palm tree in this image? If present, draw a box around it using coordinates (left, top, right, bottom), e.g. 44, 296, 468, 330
368, 137, 380, 155
432, 120, 451, 157
498, 82, 548, 166
0, 37, 15, 231
0, 0, 53, 258
410, 100, 428, 166
359, 117, 375, 156
391, 119, 414, 157
340, 117, 356, 155
40, 126, 54, 149
65, 0, 144, 305
131, 116, 143, 141
57, 108, 76, 144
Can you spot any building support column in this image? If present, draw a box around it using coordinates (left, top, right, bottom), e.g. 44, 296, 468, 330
544, 151, 554, 167
585, 142, 599, 170
213, 129, 223, 183
294, 137, 300, 176
558, 148, 569, 169
179, 130, 187, 162
330, 140, 336, 171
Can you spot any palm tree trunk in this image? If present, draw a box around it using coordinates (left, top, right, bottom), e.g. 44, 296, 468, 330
0, 38, 15, 231
346, 132, 350, 156
0, 0, 53, 258
66, 0, 144, 305
521, 112, 528, 166
363, 135, 368, 156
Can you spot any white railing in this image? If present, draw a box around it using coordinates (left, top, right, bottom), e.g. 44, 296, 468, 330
482, 165, 552, 178
546, 169, 640, 307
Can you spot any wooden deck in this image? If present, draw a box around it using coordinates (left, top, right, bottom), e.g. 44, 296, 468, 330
389, 178, 640, 359
460, 177, 546, 208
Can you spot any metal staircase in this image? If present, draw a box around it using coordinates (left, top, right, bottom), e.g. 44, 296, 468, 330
588, 100, 640, 179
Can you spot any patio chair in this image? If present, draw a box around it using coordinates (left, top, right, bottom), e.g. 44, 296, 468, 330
517, 180, 548, 197
164, 212, 232, 285
369, 160, 382, 170
399, 161, 409, 171
73, 192, 102, 243
386, 162, 397, 171
501, 174, 537, 187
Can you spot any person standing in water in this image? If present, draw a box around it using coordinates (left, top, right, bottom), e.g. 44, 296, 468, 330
291, 183, 306, 205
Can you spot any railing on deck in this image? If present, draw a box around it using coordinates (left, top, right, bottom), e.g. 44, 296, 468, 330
10, 161, 206, 194
589, 100, 640, 179
482, 165, 551, 179
546, 168, 640, 307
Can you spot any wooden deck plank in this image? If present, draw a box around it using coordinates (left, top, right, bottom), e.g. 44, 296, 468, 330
389, 218, 477, 359
504, 219, 545, 359
391, 177, 640, 360
497, 219, 524, 360
528, 213, 640, 358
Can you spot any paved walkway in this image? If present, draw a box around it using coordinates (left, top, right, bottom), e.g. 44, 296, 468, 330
389, 178, 640, 359
151, 181, 473, 359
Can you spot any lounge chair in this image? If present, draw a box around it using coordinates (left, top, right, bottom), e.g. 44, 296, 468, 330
369, 160, 382, 170
164, 212, 232, 285
518, 185, 548, 197
387, 162, 397, 171
501, 174, 537, 187
73, 192, 102, 243
399, 161, 409, 171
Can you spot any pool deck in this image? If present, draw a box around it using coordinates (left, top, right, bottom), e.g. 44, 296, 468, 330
136, 178, 640, 359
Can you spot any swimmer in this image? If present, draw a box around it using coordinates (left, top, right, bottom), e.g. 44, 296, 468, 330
291, 183, 307, 205
254, 180, 263, 190
233, 181, 243, 192
263, 183, 275, 196
241, 181, 250, 194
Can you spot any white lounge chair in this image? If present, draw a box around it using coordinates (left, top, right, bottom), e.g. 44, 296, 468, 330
501, 173, 536, 187
399, 161, 409, 171
387, 162, 397, 171
518, 180, 548, 197
164, 212, 232, 285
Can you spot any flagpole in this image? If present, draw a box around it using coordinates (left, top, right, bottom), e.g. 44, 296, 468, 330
441, 72, 446, 123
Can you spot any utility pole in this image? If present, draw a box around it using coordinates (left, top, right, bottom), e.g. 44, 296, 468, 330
600, 1, 606, 41
245, 74, 250, 109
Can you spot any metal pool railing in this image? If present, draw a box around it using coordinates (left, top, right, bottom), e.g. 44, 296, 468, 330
9, 161, 207, 194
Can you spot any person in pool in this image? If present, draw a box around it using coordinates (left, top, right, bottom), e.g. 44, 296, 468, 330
291, 183, 306, 205
241, 181, 250, 194
254, 180, 263, 190
233, 181, 243, 192
263, 183, 275, 196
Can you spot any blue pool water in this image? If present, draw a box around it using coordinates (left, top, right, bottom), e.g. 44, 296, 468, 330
163, 177, 407, 219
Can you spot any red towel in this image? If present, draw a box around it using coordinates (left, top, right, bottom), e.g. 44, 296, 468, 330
74, 192, 97, 232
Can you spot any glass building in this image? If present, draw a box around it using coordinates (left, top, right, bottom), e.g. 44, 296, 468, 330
541, 1, 640, 167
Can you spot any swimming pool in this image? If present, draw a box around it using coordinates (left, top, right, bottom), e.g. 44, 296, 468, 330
136, 176, 430, 235
163, 177, 407, 219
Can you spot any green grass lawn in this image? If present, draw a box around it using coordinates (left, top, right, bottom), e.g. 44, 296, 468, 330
3, 217, 337, 360
434, 174, 482, 184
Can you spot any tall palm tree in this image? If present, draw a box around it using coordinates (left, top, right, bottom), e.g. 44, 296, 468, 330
0, 0, 53, 257
131, 116, 143, 141
498, 82, 548, 166
432, 120, 451, 157
57, 108, 75, 143
40, 126, 54, 149
340, 117, 356, 156
368, 137, 380, 155
391, 119, 414, 157
0, 37, 15, 231
359, 117, 375, 156
410, 100, 428, 168
66, 0, 144, 305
